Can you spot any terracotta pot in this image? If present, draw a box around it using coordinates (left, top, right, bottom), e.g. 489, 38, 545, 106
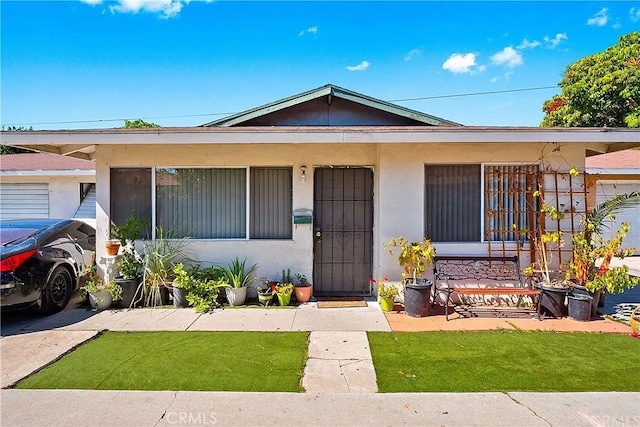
294, 285, 313, 303
105, 240, 121, 256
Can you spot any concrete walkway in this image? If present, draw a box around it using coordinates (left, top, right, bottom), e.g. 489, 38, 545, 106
1, 389, 638, 426
2, 301, 639, 426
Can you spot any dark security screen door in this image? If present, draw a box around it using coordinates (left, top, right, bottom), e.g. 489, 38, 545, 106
313, 167, 373, 296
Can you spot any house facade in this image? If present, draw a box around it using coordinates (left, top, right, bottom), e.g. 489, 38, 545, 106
0, 153, 95, 225
586, 149, 640, 250
2, 85, 639, 296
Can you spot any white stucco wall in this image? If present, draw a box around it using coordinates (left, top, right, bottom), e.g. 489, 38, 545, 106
96, 141, 586, 289
0, 174, 95, 219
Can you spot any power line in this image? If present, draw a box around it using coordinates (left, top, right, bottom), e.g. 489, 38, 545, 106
3, 112, 235, 127
389, 86, 557, 102
3, 85, 558, 127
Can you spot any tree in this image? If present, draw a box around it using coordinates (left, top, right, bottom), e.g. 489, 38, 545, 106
123, 119, 160, 128
541, 31, 640, 128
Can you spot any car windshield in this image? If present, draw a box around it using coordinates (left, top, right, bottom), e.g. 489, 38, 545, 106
0, 228, 41, 246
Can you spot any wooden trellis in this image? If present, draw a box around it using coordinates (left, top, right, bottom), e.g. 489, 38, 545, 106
485, 168, 588, 274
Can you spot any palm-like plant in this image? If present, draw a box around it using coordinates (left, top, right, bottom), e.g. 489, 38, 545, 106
571, 192, 640, 286
583, 192, 640, 243
220, 257, 258, 289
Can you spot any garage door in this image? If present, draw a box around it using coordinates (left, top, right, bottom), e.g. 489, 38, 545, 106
595, 181, 640, 251
0, 183, 49, 219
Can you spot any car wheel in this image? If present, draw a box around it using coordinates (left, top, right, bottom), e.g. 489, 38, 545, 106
40, 266, 73, 313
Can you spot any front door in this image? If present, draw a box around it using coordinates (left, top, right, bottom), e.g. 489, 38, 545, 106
313, 167, 373, 296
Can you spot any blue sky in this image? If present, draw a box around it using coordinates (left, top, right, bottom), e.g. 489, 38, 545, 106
1, 1, 639, 129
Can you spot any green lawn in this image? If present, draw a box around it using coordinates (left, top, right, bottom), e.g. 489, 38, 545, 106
368, 331, 640, 393
17, 331, 308, 392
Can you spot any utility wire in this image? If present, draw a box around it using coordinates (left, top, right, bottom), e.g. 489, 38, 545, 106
3, 85, 558, 127
389, 86, 557, 102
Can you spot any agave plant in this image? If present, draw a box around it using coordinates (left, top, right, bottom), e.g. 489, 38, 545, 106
220, 257, 258, 289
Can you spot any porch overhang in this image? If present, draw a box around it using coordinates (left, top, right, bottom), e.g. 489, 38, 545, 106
2, 126, 639, 160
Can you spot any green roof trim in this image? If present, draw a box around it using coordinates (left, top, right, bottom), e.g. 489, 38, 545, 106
201, 84, 462, 127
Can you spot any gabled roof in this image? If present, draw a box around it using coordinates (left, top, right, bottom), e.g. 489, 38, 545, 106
201, 84, 462, 127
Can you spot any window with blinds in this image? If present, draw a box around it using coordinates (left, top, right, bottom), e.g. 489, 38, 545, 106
111, 167, 292, 240
156, 168, 246, 239
484, 164, 538, 242
110, 168, 152, 238
425, 164, 481, 242
250, 167, 292, 239
424, 164, 536, 243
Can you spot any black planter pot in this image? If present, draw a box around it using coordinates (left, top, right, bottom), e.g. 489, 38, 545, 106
173, 286, 190, 308
534, 283, 569, 318
571, 284, 600, 317
114, 276, 141, 308
567, 294, 593, 321
403, 278, 432, 317
160, 285, 171, 306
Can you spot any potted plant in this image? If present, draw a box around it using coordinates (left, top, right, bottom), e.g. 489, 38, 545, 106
384, 236, 436, 317
294, 272, 313, 303
220, 257, 258, 306
570, 192, 640, 318
111, 211, 148, 308
81, 266, 123, 311
141, 228, 190, 307
114, 251, 143, 308
172, 263, 227, 311
274, 282, 293, 307
105, 239, 121, 256
374, 277, 397, 312
256, 283, 275, 306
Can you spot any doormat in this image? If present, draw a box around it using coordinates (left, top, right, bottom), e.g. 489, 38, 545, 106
317, 297, 368, 308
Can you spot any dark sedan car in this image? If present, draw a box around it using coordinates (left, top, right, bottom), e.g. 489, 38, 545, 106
1, 219, 95, 313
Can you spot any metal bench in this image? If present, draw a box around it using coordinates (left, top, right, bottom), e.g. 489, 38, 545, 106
432, 256, 542, 321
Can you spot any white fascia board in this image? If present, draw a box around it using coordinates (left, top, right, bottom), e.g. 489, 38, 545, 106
2, 127, 639, 146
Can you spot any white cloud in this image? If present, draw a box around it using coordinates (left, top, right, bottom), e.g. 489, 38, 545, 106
517, 38, 541, 49
631, 7, 640, 22
587, 8, 608, 26
82, 0, 211, 18
544, 33, 568, 48
346, 60, 370, 71
404, 48, 422, 61
442, 53, 481, 74
490, 47, 523, 68
298, 26, 318, 37
490, 76, 499, 83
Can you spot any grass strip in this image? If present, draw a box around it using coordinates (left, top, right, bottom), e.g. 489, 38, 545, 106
368, 330, 640, 392
17, 331, 308, 392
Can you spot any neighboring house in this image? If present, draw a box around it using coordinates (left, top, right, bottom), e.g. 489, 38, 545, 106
0, 153, 96, 225
586, 148, 640, 250
2, 84, 639, 296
